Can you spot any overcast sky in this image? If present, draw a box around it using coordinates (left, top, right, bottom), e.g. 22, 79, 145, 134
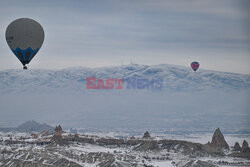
0, 0, 249, 73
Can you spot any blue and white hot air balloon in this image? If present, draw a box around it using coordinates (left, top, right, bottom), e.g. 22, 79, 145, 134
5, 18, 45, 69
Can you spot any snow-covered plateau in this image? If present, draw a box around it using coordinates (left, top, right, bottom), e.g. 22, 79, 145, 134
0, 130, 250, 167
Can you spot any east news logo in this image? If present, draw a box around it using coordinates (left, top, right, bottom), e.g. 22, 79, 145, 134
86, 77, 163, 90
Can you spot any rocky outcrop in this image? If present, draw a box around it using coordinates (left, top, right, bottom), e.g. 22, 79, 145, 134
54, 125, 62, 133
202, 128, 229, 155
52, 125, 67, 145
211, 128, 229, 149
233, 142, 241, 151
143, 131, 151, 138
242, 140, 250, 153
229, 140, 250, 159
130, 136, 136, 140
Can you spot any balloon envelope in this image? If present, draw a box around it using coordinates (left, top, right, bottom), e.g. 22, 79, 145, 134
191, 62, 199, 71
5, 18, 44, 66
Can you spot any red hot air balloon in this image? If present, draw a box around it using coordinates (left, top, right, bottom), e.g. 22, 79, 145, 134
191, 62, 199, 72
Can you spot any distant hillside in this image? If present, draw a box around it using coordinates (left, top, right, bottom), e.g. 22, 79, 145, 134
0, 120, 54, 133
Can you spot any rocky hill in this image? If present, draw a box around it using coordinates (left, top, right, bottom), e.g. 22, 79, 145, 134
0, 120, 54, 133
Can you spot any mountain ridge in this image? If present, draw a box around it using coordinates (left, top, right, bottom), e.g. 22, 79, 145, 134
0, 120, 54, 133
0, 64, 249, 93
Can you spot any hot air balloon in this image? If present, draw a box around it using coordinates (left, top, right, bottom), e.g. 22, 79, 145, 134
191, 61, 199, 72
5, 18, 44, 70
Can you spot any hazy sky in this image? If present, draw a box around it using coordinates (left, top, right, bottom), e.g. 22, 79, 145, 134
0, 0, 249, 73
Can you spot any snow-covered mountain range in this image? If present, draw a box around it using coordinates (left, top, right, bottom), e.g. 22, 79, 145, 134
0, 64, 250, 93
0, 64, 249, 133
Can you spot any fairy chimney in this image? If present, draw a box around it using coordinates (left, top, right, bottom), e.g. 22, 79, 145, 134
242, 140, 249, 152
143, 131, 151, 138
233, 142, 241, 151
211, 128, 229, 149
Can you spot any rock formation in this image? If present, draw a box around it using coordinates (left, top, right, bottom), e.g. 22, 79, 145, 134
229, 140, 250, 159
130, 136, 136, 140
233, 142, 241, 151
143, 131, 151, 138
52, 125, 66, 145
211, 128, 229, 150
202, 128, 229, 154
55, 125, 62, 133
242, 140, 249, 152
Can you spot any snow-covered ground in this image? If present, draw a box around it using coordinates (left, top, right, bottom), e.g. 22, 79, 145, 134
1, 126, 248, 166
1, 131, 250, 167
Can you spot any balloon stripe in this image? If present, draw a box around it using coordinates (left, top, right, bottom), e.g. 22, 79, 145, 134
11, 47, 40, 65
